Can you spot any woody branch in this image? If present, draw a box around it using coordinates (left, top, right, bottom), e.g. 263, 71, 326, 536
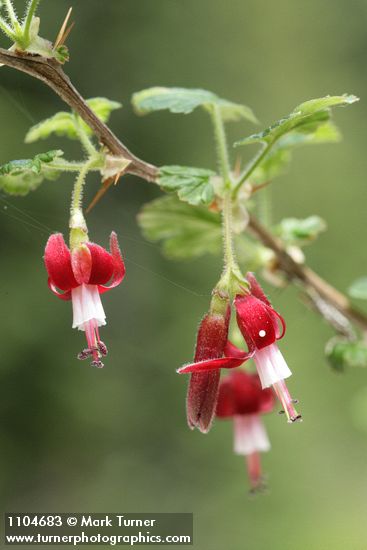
0, 48, 365, 334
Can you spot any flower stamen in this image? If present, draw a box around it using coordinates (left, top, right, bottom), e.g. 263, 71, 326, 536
273, 380, 302, 423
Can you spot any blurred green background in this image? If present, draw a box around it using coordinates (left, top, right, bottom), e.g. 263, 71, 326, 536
1, 1, 367, 549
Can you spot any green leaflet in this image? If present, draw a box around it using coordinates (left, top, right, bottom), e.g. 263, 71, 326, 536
137, 195, 222, 260
25, 112, 76, 142
326, 338, 367, 372
86, 98, 122, 122
132, 87, 257, 123
158, 165, 216, 206
25, 97, 122, 143
250, 122, 341, 184
235, 94, 358, 147
275, 216, 327, 247
0, 150, 63, 196
348, 278, 367, 300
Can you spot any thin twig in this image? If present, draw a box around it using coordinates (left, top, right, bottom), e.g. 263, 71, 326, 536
0, 48, 365, 334
0, 48, 158, 182
248, 215, 367, 332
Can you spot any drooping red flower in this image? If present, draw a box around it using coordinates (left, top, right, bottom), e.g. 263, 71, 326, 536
186, 307, 230, 433
178, 273, 301, 423
44, 232, 125, 367
216, 369, 275, 492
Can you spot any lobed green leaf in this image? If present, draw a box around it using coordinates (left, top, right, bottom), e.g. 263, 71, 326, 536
132, 87, 257, 123
158, 165, 216, 206
86, 97, 122, 122
275, 216, 327, 246
25, 97, 122, 143
0, 150, 63, 196
235, 94, 358, 147
137, 195, 221, 260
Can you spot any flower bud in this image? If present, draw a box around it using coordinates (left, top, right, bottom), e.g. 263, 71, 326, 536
186, 305, 230, 433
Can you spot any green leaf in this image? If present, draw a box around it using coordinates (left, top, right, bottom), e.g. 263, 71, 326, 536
137, 195, 221, 260
0, 150, 63, 196
275, 216, 327, 246
235, 94, 358, 147
25, 112, 75, 142
85, 97, 122, 123
158, 165, 216, 206
348, 278, 367, 300
250, 122, 342, 185
25, 97, 122, 143
326, 338, 367, 372
132, 87, 257, 123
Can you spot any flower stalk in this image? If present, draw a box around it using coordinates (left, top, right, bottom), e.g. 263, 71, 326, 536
73, 114, 98, 157
69, 159, 95, 243
210, 105, 248, 299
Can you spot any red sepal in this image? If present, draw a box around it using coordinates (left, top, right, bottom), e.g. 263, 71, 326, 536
270, 309, 286, 340
246, 272, 272, 306
178, 354, 252, 374
98, 232, 126, 294
235, 294, 277, 350
224, 340, 253, 358
216, 370, 275, 418
215, 374, 237, 417
48, 278, 72, 301
87, 242, 114, 285
44, 233, 77, 291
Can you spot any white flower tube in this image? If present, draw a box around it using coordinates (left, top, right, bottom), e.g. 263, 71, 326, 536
233, 414, 271, 456
253, 343, 292, 388
71, 284, 106, 330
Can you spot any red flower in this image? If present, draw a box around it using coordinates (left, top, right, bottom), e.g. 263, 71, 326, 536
178, 273, 301, 423
216, 370, 274, 492
44, 232, 125, 367
186, 307, 230, 433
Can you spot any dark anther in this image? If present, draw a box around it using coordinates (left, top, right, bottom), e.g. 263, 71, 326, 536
78, 348, 93, 360
91, 360, 104, 369
290, 414, 303, 423
98, 341, 108, 356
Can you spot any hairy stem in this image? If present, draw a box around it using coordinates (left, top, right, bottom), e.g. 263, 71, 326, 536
211, 104, 231, 184
73, 114, 98, 157
211, 107, 237, 271
71, 158, 96, 215
0, 17, 16, 40
222, 191, 237, 272
233, 142, 272, 198
48, 160, 102, 173
23, 0, 40, 44
4, 0, 18, 27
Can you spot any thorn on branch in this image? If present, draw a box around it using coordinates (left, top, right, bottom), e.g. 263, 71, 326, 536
54, 7, 74, 49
